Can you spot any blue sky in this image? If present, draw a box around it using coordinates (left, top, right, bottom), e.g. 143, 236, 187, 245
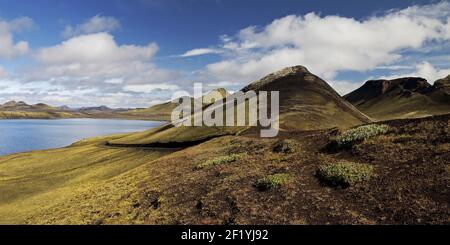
0, 0, 449, 107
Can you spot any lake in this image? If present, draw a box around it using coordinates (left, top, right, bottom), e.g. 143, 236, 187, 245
0, 119, 163, 156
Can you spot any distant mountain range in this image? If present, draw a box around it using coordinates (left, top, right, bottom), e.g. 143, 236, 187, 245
1, 101, 57, 111
0, 88, 232, 121
344, 76, 450, 120
0, 101, 79, 119
0, 101, 119, 113
0, 101, 141, 120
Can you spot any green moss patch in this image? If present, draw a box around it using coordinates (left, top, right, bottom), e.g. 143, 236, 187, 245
316, 162, 374, 187
194, 154, 244, 170
335, 124, 389, 148
255, 173, 293, 191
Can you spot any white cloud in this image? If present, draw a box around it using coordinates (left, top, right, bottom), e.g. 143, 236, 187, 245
195, 2, 450, 92
62, 15, 121, 38
104, 78, 124, 84
381, 61, 450, 83
0, 79, 64, 95
5, 32, 183, 107
37, 32, 157, 64
123, 83, 180, 93
30, 32, 178, 86
8, 17, 34, 32
329, 80, 365, 95
413, 62, 450, 83
4, 3, 450, 108
0, 17, 33, 58
180, 48, 222, 57
206, 80, 241, 87
375, 65, 413, 70
0, 77, 175, 107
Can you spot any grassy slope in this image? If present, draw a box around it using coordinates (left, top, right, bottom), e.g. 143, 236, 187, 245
0, 134, 176, 224
1, 114, 448, 224
276, 86, 369, 130
119, 89, 230, 122
119, 102, 179, 121
109, 124, 245, 145
352, 93, 450, 121
344, 78, 450, 121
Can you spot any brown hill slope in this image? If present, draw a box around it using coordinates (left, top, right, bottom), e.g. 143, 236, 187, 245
429, 75, 450, 103
242, 66, 371, 130
345, 77, 450, 120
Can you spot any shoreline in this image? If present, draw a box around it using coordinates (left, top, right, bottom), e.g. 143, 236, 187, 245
0, 118, 168, 157
0, 116, 170, 122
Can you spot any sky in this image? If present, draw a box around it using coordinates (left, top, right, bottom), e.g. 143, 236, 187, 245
0, 0, 450, 108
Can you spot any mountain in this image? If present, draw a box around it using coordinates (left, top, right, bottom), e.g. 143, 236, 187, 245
0, 101, 56, 111
0, 101, 137, 120
57, 105, 72, 111
120, 88, 230, 121
241, 65, 371, 131
109, 66, 371, 146
434, 75, 450, 89
345, 77, 450, 120
0, 88, 231, 121
0, 101, 77, 119
201, 88, 230, 105
79, 105, 114, 113
428, 75, 450, 103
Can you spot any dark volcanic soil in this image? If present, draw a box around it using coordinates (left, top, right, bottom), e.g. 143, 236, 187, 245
150, 114, 449, 225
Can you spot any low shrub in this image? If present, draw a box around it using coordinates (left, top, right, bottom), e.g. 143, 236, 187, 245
273, 139, 297, 154
316, 162, 374, 187
195, 154, 243, 170
255, 173, 292, 191
335, 124, 389, 148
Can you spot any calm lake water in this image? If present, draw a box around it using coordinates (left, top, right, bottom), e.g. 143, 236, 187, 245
0, 119, 163, 156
